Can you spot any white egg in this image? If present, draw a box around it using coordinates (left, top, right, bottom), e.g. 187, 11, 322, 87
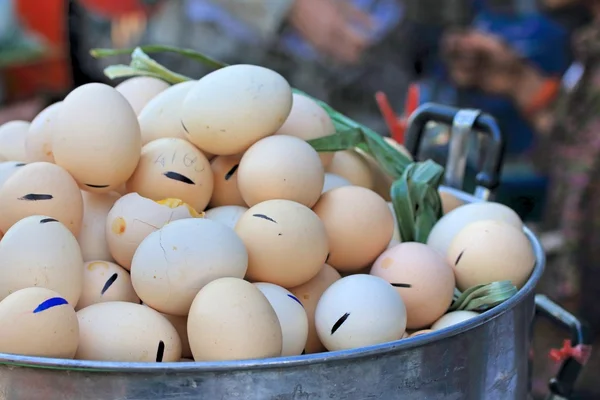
321, 173, 351, 194
0, 161, 26, 189
431, 311, 479, 331
315, 274, 406, 351
131, 218, 248, 316
204, 205, 248, 230
426, 201, 522, 256
254, 282, 309, 356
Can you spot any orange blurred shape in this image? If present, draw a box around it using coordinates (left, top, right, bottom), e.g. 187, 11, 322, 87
77, 0, 160, 18
4, 0, 71, 101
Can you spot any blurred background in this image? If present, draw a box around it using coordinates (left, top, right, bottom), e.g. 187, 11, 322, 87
1, 0, 599, 398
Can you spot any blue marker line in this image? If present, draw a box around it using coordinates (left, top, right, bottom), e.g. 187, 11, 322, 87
33, 297, 68, 313
287, 294, 303, 308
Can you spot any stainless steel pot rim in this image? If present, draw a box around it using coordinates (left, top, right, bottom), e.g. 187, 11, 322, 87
0, 187, 545, 373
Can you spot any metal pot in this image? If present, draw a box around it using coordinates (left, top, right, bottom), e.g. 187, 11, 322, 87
0, 105, 589, 400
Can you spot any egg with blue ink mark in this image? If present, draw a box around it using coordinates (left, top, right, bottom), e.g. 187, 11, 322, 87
0, 215, 83, 305
76, 301, 181, 362
254, 282, 309, 356
0, 287, 78, 358
76, 261, 139, 311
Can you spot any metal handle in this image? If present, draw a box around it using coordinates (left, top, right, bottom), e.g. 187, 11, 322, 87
405, 103, 505, 199
535, 295, 592, 400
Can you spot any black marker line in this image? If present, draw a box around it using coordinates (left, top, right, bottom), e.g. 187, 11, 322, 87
85, 184, 110, 188
224, 164, 239, 181
163, 171, 195, 185
391, 283, 412, 288
331, 312, 350, 335
15, 163, 26, 167
100, 273, 118, 295
39, 218, 58, 224
455, 250, 465, 266
181, 120, 189, 133
252, 214, 277, 223
156, 340, 165, 362
18, 194, 53, 201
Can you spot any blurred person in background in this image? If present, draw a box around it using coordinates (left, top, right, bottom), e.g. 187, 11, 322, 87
407, 0, 573, 222
72, 0, 411, 133
444, 0, 600, 396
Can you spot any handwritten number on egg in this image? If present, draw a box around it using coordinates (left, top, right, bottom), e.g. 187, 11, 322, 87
33, 297, 68, 313
455, 249, 465, 266
224, 164, 239, 181
18, 193, 53, 201
101, 273, 119, 295
156, 340, 165, 362
331, 312, 350, 335
39, 218, 59, 224
163, 171, 195, 185
252, 214, 277, 224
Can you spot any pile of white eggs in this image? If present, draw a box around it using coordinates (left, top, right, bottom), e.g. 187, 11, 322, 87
0, 64, 536, 363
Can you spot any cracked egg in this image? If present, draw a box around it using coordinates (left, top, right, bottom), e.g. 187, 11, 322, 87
130, 218, 248, 316
105, 193, 202, 270
126, 138, 213, 212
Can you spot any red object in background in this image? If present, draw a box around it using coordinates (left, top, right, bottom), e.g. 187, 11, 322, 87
76, 0, 162, 18
375, 84, 420, 144
3, 0, 71, 102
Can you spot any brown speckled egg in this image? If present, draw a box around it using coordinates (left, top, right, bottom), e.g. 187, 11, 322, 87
371, 242, 455, 329
138, 80, 197, 145
288, 264, 341, 354
76, 301, 181, 362
0, 120, 29, 161
126, 138, 213, 212
77, 191, 120, 262
53, 83, 141, 193
0, 287, 79, 358
313, 186, 394, 272
181, 65, 293, 156
25, 102, 61, 163
106, 194, 201, 270
447, 219, 535, 291
237, 135, 324, 208
76, 261, 139, 310
326, 150, 373, 189
115, 76, 170, 115
208, 153, 246, 207
0, 162, 83, 235
275, 93, 335, 167
187, 277, 282, 361
235, 200, 328, 288
131, 218, 248, 316
0, 215, 83, 305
